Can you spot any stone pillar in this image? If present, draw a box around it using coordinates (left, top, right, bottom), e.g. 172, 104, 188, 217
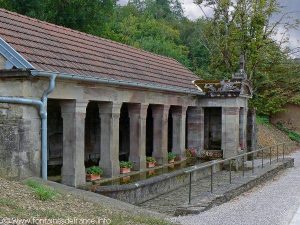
60, 100, 88, 187
186, 107, 204, 153
152, 105, 170, 165
247, 108, 257, 152
128, 103, 148, 170
239, 107, 247, 150
222, 107, 240, 159
171, 106, 187, 159
98, 102, 121, 177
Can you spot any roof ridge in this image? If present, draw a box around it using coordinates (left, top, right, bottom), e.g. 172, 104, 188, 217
0, 8, 178, 64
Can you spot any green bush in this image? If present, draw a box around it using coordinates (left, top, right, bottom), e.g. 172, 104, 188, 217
86, 166, 103, 175
168, 152, 176, 161
146, 157, 156, 163
276, 122, 300, 143
288, 131, 300, 142
119, 161, 134, 169
25, 180, 56, 201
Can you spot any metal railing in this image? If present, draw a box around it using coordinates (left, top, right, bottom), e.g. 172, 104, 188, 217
185, 142, 295, 205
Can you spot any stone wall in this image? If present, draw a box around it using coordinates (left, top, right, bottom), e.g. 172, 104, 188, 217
0, 103, 41, 179
0, 75, 44, 180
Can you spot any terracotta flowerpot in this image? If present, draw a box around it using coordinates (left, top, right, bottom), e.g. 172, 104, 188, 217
147, 162, 156, 168
168, 159, 175, 164
120, 167, 131, 174
86, 174, 100, 181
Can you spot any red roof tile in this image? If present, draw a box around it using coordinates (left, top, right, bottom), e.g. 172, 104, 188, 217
0, 8, 199, 92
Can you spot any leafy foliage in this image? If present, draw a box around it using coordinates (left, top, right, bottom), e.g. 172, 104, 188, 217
146, 156, 156, 163
168, 152, 176, 161
119, 161, 134, 168
86, 166, 103, 175
276, 122, 300, 143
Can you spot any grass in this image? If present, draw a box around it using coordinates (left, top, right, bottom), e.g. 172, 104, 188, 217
256, 115, 270, 125
25, 179, 57, 201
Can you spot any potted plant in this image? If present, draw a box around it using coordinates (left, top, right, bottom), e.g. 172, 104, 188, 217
168, 152, 176, 164
146, 157, 156, 168
119, 161, 133, 174
86, 166, 103, 181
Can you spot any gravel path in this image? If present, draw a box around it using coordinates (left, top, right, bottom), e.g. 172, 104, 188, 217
172, 150, 300, 225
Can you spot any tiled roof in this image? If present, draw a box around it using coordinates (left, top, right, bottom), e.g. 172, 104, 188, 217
0, 8, 199, 92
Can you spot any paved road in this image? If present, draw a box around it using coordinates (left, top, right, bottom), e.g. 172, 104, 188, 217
172, 150, 300, 225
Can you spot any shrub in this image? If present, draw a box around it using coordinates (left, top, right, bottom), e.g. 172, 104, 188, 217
146, 157, 156, 163
119, 161, 134, 169
168, 152, 176, 161
86, 166, 103, 175
276, 122, 300, 143
25, 180, 56, 201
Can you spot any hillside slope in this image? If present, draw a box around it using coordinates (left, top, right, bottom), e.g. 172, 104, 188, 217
257, 122, 298, 155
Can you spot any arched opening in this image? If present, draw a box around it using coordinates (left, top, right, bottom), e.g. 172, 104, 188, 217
146, 105, 154, 156
119, 103, 130, 161
85, 102, 100, 168
168, 108, 173, 152
204, 107, 222, 150
47, 99, 63, 178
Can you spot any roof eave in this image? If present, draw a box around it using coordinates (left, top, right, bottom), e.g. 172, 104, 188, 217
31, 70, 205, 96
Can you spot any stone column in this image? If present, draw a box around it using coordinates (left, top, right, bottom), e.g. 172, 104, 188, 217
98, 102, 121, 177
222, 107, 240, 159
186, 107, 204, 153
247, 108, 257, 152
128, 103, 148, 171
171, 106, 187, 159
152, 105, 170, 165
239, 107, 247, 150
60, 100, 88, 187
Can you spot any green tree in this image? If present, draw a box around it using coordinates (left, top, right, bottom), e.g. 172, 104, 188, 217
194, 0, 300, 114
103, 5, 190, 66
0, 0, 116, 35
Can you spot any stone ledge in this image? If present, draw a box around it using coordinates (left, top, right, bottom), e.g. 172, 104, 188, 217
174, 158, 294, 216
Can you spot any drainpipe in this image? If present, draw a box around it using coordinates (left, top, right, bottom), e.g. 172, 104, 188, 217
31, 71, 57, 180
0, 71, 56, 180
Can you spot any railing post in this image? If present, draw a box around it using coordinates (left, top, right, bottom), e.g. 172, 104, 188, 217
188, 172, 192, 205
252, 152, 254, 174
229, 159, 232, 184
283, 143, 285, 160
262, 149, 264, 168
269, 147, 272, 165
242, 155, 245, 177
277, 145, 279, 162
210, 166, 213, 193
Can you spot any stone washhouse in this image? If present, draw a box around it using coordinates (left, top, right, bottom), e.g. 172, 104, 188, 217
0, 9, 254, 187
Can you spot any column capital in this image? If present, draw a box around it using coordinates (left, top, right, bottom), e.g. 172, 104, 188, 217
60, 100, 88, 117
98, 102, 121, 115
152, 104, 170, 117
171, 105, 188, 117
222, 107, 240, 115
128, 103, 148, 119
